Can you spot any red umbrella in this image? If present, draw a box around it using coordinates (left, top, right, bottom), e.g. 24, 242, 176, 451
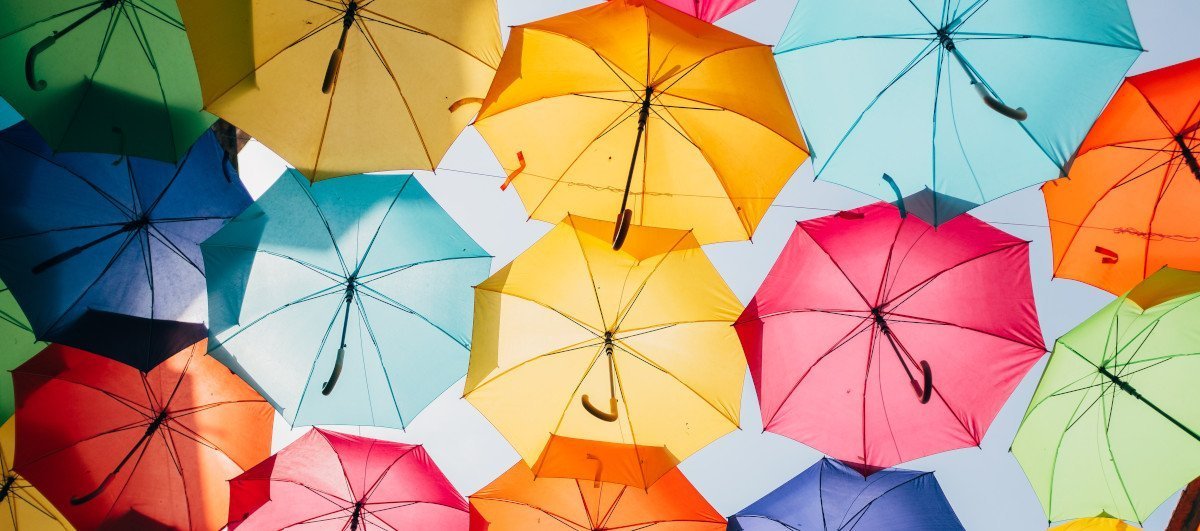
228, 428, 468, 530
13, 341, 273, 530
735, 202, 1045, 468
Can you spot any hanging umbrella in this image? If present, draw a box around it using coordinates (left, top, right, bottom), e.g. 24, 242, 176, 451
0, 281, 43, 422
470, 462, 724, 531
728, 458, 964, 530
657, 0, 755, 22
735, 202, 1044, 468
1050, 516, 1140, 531
12, 340, 273, 530
1043, 57, 1200, 295
463, 215, 744, 488
474, 0, 807, 246
0, 418, 73, 531
204, 170, 490, 429
774, 0, 1142, 226
0, 121, 251, 371
0, 0, 214, 162
1012, 267, 1200, 523
228, 428, 467, 530
176, 0, 502, 181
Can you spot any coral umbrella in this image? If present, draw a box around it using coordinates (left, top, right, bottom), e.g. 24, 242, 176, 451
656, 0, 755, 22
1051, 516, 1140, 531
735, 202, 1044, 468
0, 280, 43, 422
470, 462, 724, 531
1013, 268, 1200, 523
0, 418, 73, 531
463, 216, 744, 488
12, 340, 273, 530
0, 0, 214, 162
0, 121, 251, 371
177, 0, 502, 181
775, 0, 1141, 225
1044, 57, 1200, 295
204, 170, 490, 429
474, 0, 807, 245
227, 428, 467, 530
727, 458, 964, 530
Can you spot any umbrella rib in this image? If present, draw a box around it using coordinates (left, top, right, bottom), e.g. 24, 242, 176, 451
610, 230, 694, 331
950, 32, 1145, 52
208, 284, 345, 349
0, 139, 135, 218
141, 143, 196, 216
881, 311, 1044, 351
146, 225, 203, 274
14, 420, 151, 467
0, 220, 129, 242
357, 254, 491, 284
38, 230, 139, 339
96, 428, 158, 525
157, 428, 195, 531
470, 497, 588, 530
127, 0, 184, 30
473, 287, 603, 339
547, 345, 608, 441
885, 329, 980, 445
762, 318, 876, 429
360, 446, 419, 499
610, 342, 739, 426
353, 294, 407, 428
0, 2, 104, 39
350, 178, 410, 277
356, 284, 469, 349
291, 295, 353, 424
565, 217, 609, 328
356, 19, 436, 169
944, 57, 987, 202
358, 8, 497, 69
872, 325, 906, 463
882, 241, 1027, 311
1140, 156, 1183, 280
730, 515, 802, 531
834, 473, 935, 530
464, 339, 607, 396
653, 92, 809, 152
1098, 386, 1143, 521
203, 245, 344, 282
873, 212, 912, 304
798, 227, 873, 307
774, 33, 937, 55
291, 176, 351, 276
125, 3, 183, 160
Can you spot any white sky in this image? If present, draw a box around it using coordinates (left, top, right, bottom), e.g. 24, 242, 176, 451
231, 1, 1200, 529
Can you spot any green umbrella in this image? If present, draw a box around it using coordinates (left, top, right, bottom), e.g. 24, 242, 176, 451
0, 0, 214, 162
1013, 267, 1200, 523
0, 280, 44, 422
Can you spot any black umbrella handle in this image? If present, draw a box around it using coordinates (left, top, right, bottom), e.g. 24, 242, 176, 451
613, 87, 654, 250
25, 0, 120, 91
944, 43, 1027, 122
322, 290, 355, 395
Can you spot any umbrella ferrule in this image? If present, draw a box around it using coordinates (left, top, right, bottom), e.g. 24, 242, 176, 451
936, 30, 955, 51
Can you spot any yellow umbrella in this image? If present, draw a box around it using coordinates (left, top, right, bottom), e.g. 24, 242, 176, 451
0, 419, 72, 531
474, 0, 808, 246
1050, 516, 1139, 531
177, 0, 502, 181
464, 215, 745, 488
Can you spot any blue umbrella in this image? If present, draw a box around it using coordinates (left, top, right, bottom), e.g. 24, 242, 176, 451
0, 121, 249, 370
728, 458, 964, 530
775, 1, 1142, 225
203, 170, 491, 429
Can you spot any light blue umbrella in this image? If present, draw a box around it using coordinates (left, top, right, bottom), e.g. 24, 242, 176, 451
775, 0, 1142, 225
202, 170, 490, 429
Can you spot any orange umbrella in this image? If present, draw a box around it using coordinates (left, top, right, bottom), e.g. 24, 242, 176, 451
1044, 57, 1200, 295
469, 462, 724, 531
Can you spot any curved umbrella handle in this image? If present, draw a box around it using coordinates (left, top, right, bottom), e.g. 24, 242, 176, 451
912, 360, 933, 404
25, 35, 56, 91
973, 83, 1027, 121
585, 453, 603, 488
611, 209, 632, 250
322, 48, 343, 95
321, 346, 345, 396
71, 472, 117, 505
881, 174, 906, 219
582, 395, 619, 422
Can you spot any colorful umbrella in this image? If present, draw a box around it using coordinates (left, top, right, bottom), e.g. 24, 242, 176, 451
0, 281, 43, 422
736, 202, 1044, 468
657, 0, 755, 22
1043, 57, 1200, 295
0, 418, 73, 531
0, 121, 250, 371
177, 0, 502, 181
204, 170, 490, 429
1012, 267, 1200, 523
727, 458, 964, 530
0, 0, 214, 162
1051, 516, 1140, 531
463, 216, 744, 488
13, 340, 272, 530
228, 428, 467, 530
775, 0, 1142, 225
470, 462, 724, 531
474, 0, 807, 246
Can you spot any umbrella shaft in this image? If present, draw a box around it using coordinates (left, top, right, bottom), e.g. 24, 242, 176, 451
617, 88, 655, 219
1099, 366, 1200, 442
1174, 135, 1200, 181
72, 411, 167, 505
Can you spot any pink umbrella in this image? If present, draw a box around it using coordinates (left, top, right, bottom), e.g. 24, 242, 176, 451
227, 429, 468, 530
656, 0, 755, 22
735, 202, 1045, 468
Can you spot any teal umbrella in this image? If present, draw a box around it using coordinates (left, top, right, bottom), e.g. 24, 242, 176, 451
202, 170, 491, 429
775, 0, 1142, 225
0, 98, 17, 129
0, 280, 43, 422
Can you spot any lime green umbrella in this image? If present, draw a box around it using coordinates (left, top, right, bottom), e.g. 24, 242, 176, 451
0, 0, 214, 162
0, 280, 44, 422
1013, 267, 1200, 523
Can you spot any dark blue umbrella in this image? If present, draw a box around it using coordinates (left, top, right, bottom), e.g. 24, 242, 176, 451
0, 121, 250, 370
728, 458, 964, 531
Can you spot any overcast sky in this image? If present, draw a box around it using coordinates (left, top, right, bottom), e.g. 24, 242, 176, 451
228, 1, 1200, 529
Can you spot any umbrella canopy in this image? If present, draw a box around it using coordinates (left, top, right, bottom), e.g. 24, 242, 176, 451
12, 340, 273, 530
727, 458, 964, 531
0, 281, 43, 422
474, 0, 807, 245
0, 121, 251, 371
470, 462, 724, 531
657, 0, 755, 22
775, 0, 1142, 226
463, 215, 744, 488
0, 0, 214, 162
0, 99, 17, 129
228, 428, 467, 530
1043, 57, 1200, 295
1012, 267, 1200, 523
1050, 517, 1140, 531
204, 170, 490, 429
0, 418, 73, 531
736, 202, 1044, 468
177, 0, 502, 181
